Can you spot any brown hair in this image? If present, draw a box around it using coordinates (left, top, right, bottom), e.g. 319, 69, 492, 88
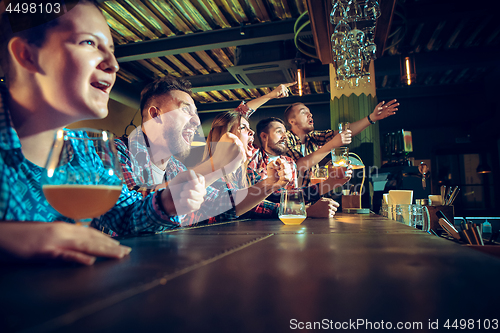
202, 111, 249, 188
0, 0, 100, 86
283, 102, 303, 126
139, 76, 192, 120
256, 117, 285, 146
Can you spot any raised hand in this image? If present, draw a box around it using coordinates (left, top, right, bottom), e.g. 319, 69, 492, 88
371, 99, 399, 121
0, 222, 131, 265
306, 198, 339, 218
162, 170, 206, 217
269, 82, 296, 99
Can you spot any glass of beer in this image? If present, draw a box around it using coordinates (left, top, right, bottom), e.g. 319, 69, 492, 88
330, 147, 350, 178
338, 122, 350, 134
42, 128, 123, 226
310, 166, 328, 185
278, 189, 307, 225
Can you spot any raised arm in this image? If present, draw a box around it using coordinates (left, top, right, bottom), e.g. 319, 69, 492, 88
243, 82, 296, 115
349, 99, 399, 136
192, 133, 246, 186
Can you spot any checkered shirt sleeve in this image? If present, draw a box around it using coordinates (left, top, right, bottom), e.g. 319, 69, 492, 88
114, 137, 155, 198
245, 200, 279, 218
285, 130, 337, 187
234, 101, 255, 118
285, 131, 304, 161
247, 149, 298, 189
162, 160, 237, 226
309, 129, 336, 146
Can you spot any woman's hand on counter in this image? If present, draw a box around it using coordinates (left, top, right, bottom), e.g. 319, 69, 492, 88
0, 222, 131, 265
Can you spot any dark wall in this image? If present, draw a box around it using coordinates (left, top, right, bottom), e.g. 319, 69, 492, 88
379, 92, 497, 159
378, 86, 500, 215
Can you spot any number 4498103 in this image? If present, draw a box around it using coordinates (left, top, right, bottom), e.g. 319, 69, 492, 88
444, 319, 498, 330
5, 2, 61, 14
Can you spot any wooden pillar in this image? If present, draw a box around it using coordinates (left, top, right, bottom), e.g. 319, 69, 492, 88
330, 61, 380, 168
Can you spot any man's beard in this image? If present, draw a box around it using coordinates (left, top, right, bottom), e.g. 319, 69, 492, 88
162, 126, 192, 160
268, 142, 287, 156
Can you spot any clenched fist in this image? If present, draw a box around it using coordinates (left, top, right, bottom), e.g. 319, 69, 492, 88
267, 158, 294, 186
208, 132, 246, 174
162, 170, 206, 217
340, 129, 352, 145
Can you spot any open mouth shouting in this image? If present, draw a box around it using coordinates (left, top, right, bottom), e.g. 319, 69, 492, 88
276, 137, 286, 146
246, 137, 255, 157
90, 80, 112, 94
182, 128, 196, 145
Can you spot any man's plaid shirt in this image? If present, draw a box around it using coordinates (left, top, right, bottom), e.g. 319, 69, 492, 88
234, 101, 255, 118
247, 148, 322, 204
247, 148, 297, 189
286, 129, 335, 187
213, 166, 278, 218
0, 87, 182, 235
115, 128, 236, 226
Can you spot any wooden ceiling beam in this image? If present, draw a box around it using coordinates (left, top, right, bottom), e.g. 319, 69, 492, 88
374, 0, 397, 58
196, 92, 330, 112
306, 0, 334, 65
114, 19, 297, 62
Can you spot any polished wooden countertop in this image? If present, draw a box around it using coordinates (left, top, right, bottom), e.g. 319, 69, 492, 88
1, 214, 499, 333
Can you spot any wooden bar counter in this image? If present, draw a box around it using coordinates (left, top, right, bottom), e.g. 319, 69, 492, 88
1, 214, 499, 332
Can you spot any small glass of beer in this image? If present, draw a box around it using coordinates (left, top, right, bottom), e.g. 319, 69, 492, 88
330, 147, 350, 178
338, 122, 350, 134
42, 128, 123, 226
279, 189, 307, 225
310, 166, 328, 185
